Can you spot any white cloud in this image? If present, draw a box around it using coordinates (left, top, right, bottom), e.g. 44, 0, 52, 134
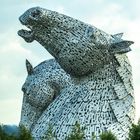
0, 98, 22, 124
55, 6, 65, 13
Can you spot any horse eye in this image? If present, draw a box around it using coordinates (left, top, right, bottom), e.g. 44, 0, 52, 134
30, 9, 42, 20
32, 9, 41, 17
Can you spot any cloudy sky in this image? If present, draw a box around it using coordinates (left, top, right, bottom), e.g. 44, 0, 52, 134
0, 0, 140, 124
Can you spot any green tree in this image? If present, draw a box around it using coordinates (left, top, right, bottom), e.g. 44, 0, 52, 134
0, 124, 17, 140
42, 124, 57, 140
66, 121, 85, 140
128, 119, 140, 140
0, 124, 7, 140
91, 132, 96, 140
100, 131, 117, 140
18, 125, 33, 140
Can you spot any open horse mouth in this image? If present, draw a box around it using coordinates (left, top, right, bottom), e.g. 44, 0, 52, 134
18, 15, 34, 43
18, 28, 34, 43
18, 8, 43, 43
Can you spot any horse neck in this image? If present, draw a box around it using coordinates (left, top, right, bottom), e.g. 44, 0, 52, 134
72, 59, 118, 85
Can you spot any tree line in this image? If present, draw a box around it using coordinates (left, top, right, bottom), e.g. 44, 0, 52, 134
0, 120, 140, 140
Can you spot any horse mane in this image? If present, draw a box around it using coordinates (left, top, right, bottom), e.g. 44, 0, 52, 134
109, 53, 135, 134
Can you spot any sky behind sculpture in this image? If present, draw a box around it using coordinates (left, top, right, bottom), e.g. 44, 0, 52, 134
0, 0, 140, 124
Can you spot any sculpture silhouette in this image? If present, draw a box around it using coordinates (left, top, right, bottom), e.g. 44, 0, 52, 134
18, 7, 135, 140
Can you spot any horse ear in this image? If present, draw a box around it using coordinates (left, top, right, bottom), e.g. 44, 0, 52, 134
26, 59, 33, 75
112, 33, 123, 39
110, 40, 134, 54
